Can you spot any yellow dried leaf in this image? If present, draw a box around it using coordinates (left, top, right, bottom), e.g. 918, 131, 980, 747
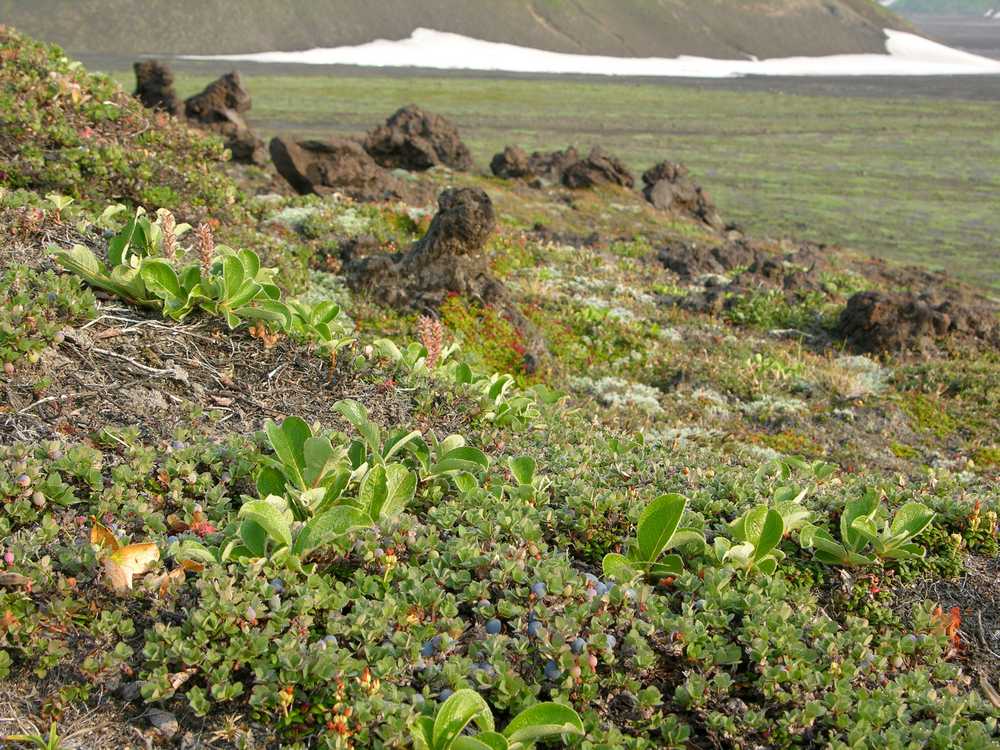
103, 543, 160, 593
90, 521, 121, 552
148, 567, 185, 597
178, 558, 206, 573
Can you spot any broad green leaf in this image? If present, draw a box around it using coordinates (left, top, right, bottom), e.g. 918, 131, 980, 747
359, 465, 389, 521
646, 555, 683, 579
774, 501, 812, 533
334, 399, 381, 455
754, 509, 784, 561
384, 429, 423, 461
292, 506, 372, 556
432, 690, 494, 750
890, 502, 935, 540
452, 471, 479, 494
381, 464, 416, 519
636, 493, 687, 564
413, 716, 434, 750
741, 506, 769, 546
503, 702, 584, 746
174, 539, 217, 566
238, 499, 292, 549
454, 362, 473, 384
239, 519, 268, 557
303, 435, 337, 488
265, 417, 311, 490
455, 733, 508, 750
432, 446, 490, 476
221, 255, 245, 298
508, 456, 536, 485
756, 557, 778, 575
602, 553, 639, 582
140, 259, 183, 300
667, 528, 706, 551
373, 338, 402, 361
256, 465, 286, 498
723, 542, 754, 566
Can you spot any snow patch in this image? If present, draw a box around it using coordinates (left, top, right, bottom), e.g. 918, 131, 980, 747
184, 28, 1000, 78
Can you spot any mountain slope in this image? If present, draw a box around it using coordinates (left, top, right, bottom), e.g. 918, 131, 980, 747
0, 0, 910, 59
887, 0, 998, 14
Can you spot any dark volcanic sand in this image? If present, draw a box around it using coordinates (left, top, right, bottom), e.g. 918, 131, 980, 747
77, 54, 1000, 103
906, 14, 1000, 60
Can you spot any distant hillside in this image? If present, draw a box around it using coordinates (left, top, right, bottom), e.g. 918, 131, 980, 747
886, 0, 999, 14
0, 0, 910, 59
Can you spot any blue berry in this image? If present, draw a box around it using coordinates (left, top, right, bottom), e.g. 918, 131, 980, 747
438, 688, 454, 702
324, 635, 338, 646
421, 636, 442, 657
584, 573, 599, 585
527, 621, 543, 638
606, 634, 617, 650
269, 578, 285, 594
485, 618, 502, 635
595, 582, 609, 596
625, 588, 637, 600
166, 535, 178, 545
531, 581, 547, 598
544, 660, 561, 680
571, 637, 587, 654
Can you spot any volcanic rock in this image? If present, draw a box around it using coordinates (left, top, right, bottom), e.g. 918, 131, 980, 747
642, 161, 724, 230
343, 188, 544, 365
490, 146, 533, 179
184, 72, 266, 165
364, 105, 473, 172
838, 290, 1000, 353
132, 60, 180, 116
490, 145, 581, 182
562, 147, 634, 189
269, 136, 402, 201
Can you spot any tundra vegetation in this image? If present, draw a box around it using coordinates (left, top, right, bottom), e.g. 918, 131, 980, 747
0, 26, 998, 750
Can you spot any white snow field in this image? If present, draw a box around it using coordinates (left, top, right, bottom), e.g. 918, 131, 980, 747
185, 28, 1000, 77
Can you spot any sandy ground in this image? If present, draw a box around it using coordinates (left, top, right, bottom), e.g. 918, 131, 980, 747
906, 14, 1000, 60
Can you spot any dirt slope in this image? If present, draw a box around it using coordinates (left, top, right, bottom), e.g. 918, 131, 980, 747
0, 0, 910, 58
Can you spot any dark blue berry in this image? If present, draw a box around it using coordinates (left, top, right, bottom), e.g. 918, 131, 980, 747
438, 688, 454, 702
595, 582, 609, 596
421, 636, 442, 657
531, 581, 547, 598
269, 578, 284, 594
544, 660, 561, 680
527, 621, 543, 638
606, 634, 617, 650
485, 618, 502, 635
571, 637, 587, 654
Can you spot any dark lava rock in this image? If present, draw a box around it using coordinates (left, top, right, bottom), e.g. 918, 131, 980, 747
838, 290, 1000, 353
490, 145, 581, 182
269, 136, 402, 201
343, 187, 545, 364
642, 160, 724, 230
364, 105, 473, 172
133, 60, 180, 116
562, 147, 635, 189
658, 239, 761, 279
490, 145, 533, 179
184, 71, 251, 121
184, 71, 266, 165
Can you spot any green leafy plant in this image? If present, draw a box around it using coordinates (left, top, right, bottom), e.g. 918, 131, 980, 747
3, 721, 64, 750
714, 505, 786, 575
412, 689, 584, 750
602, 493, 704, 582
799, 492, 935, 566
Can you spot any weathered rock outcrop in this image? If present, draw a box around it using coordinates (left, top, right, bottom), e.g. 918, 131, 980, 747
838, 290, 1000, 353
490, 145, 581, 182
364, 106, 473, 172
343, 188, 543, 368
133, 60, 180, 116
182, 71, 266, 165
642, 161, 724, 230
561, 147, 635, 190
269, 136, 402, 201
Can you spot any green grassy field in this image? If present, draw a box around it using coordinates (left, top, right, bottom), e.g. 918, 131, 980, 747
116, 70, 1000, 293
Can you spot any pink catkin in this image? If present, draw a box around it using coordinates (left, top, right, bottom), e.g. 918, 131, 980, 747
417, 316, 444, 370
